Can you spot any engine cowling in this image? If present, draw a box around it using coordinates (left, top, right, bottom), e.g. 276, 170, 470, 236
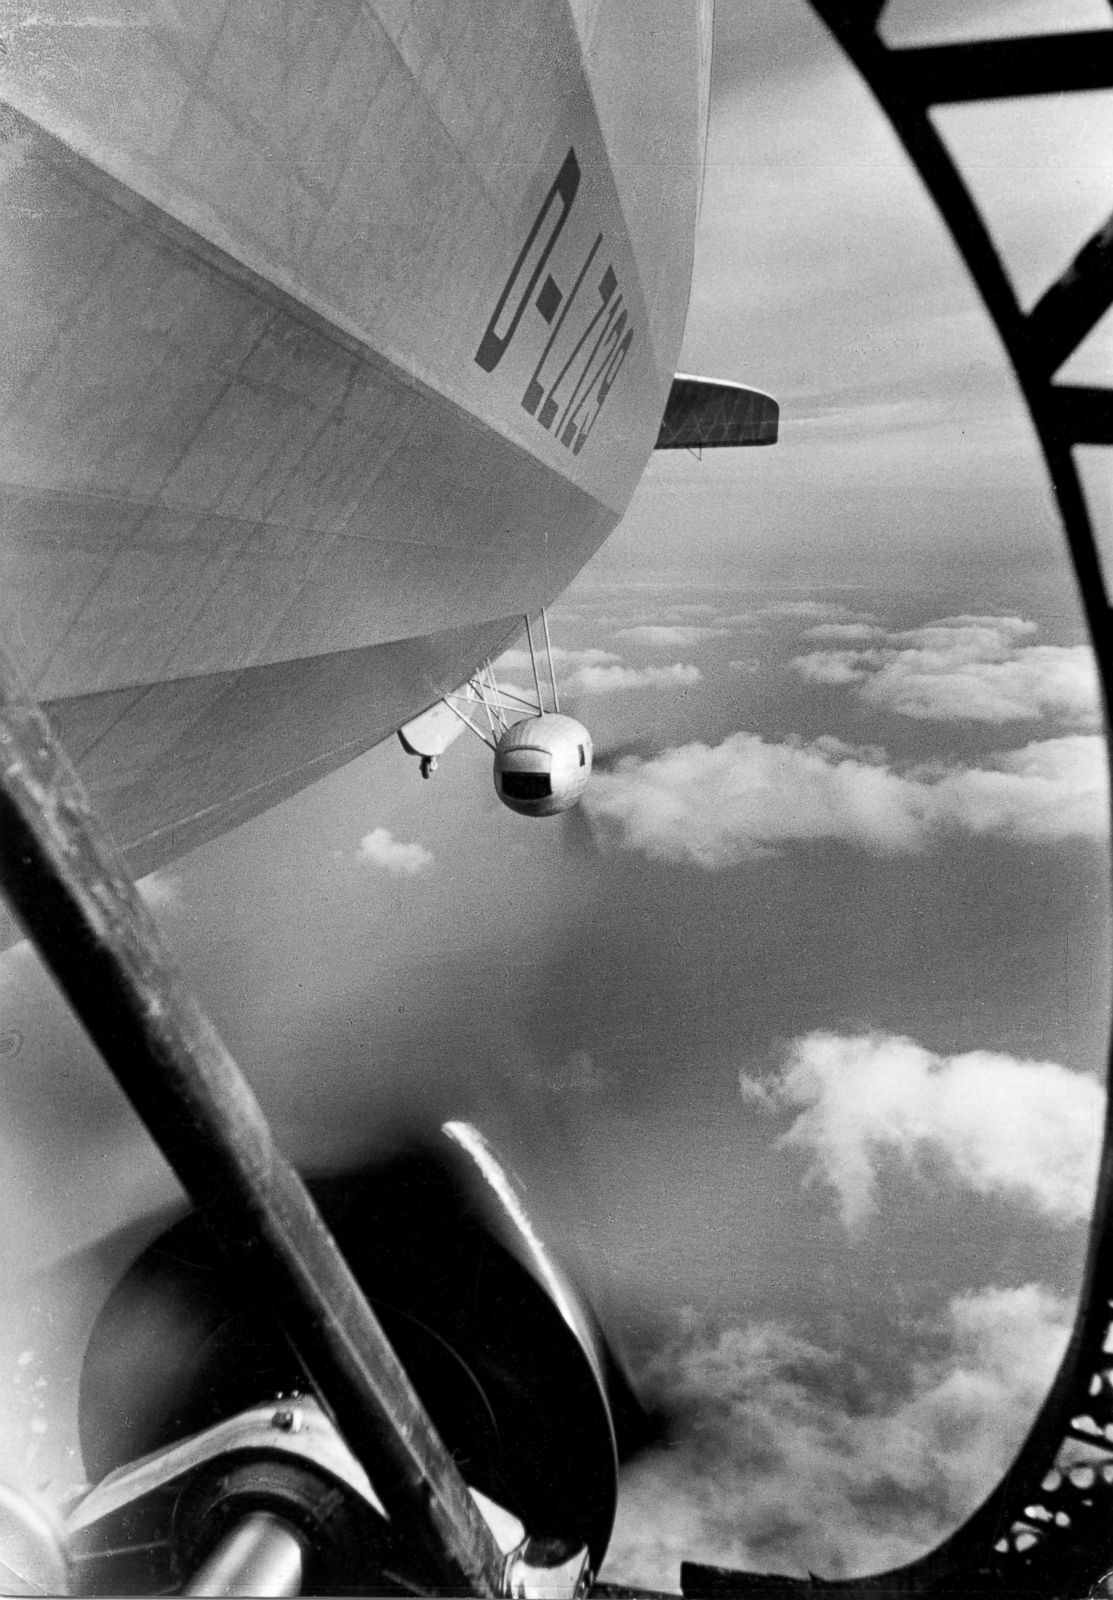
493, 715, 593, 817
76, 1125, 639, 1589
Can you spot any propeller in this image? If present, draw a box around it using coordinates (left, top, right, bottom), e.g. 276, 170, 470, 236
74, 1124, 662, 1588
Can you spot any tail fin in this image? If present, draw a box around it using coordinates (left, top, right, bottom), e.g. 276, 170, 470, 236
656, 373, 779, 448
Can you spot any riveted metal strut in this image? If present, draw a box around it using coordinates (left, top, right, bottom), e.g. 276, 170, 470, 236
0, 649, 507, 1599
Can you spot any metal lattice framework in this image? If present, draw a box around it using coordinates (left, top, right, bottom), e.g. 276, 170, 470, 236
444, 612, 563, 750
679, 4, 1113, 1597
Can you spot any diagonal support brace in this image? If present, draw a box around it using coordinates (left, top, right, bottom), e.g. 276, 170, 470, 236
0, 649, 506, 1598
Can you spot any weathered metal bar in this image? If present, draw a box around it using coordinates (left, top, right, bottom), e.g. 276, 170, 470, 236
818, 1, 886, 32
891, 32, 1113, 103
1054, 385, 1113, 448
0, 650, 505, 1597
811, 0, 1113, 644
1026, 213, 1113, 379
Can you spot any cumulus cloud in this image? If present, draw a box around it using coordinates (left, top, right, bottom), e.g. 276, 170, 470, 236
662, 603, 727, 620
602, 1285, 1073, 1590
803, 622, 886, 644
792, 616, 1100, 727
0, 942, 32, 992
923, 734, 1106, 841
739, 1030, 1104, 1230
357, 828, 433, 876
795, 653, 863, 685
583, 731, 1108, 866
758, 600, 873, 622
136, 872, 182, 910
568, 662, 702, 694
616, 625, 732, 648
495, 646, 621, 675
582, 601, 742, 630
493, 645, 701, 697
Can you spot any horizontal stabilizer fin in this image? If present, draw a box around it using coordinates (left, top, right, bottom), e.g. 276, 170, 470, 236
656, 374, 779, 448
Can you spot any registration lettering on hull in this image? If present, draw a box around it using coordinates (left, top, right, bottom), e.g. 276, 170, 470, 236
475, 148, 636, 460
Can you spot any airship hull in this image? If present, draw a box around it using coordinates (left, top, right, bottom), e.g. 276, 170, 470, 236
0, 0, 708, 871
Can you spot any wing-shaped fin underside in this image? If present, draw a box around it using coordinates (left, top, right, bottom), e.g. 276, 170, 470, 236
655, 374, 779, 449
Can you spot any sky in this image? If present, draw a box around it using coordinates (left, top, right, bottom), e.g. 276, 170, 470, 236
1, 1, 1112, 1592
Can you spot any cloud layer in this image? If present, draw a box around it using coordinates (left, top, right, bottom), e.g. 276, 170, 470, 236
740, 1030, 1104, 1230
136, 872, 182, 911
572, 662, 702, 693
357, 828, 433, 876
616, 625, 732, 648
495, 645, 702, 696
602, 1284, 1073, 1590
792, 616, 1100, 726
584, 731, 1108, 866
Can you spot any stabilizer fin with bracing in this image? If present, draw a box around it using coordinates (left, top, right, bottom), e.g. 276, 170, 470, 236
655, 374, 779, 449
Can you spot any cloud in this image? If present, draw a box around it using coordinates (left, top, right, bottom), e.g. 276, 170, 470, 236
616, 625, 732, 648
739, 1030, 1104, 1230
493, 646, 701, 696
661, 603, 727, 620
570, 599, 744, 631
796, 653, 863, 685
602, 1285, 1073, 1590
495, 646, 622, 674
136, 872, 182, 911
922, 734, 1107, 841
758, 601, 871, 622
584, 731, 1108, 866
792, 616, 1100, 727
803, 622, 886, 643
0, 943, 32, 992
567, 662, 702, 694
357, 828, 433, 876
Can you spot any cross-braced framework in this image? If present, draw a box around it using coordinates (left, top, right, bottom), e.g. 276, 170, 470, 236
442, 611, 561, 751
679, 5, 1113, 1596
